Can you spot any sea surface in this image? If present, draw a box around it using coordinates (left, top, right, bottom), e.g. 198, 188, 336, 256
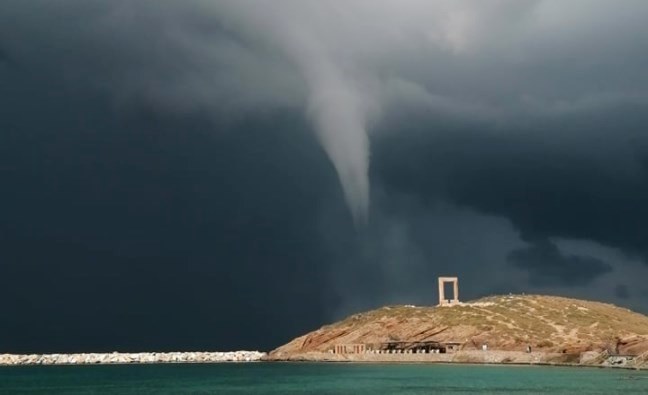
0, 363, 646, 394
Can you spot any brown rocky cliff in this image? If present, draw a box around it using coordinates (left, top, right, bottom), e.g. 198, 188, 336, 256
269, 295, 648, 358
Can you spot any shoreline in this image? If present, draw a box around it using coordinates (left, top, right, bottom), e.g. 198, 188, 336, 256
264, 350, 648, 370
1, 350, 645, 371
266, 359, 648, 372
268, 359, 648, 371
2, 359, 645, 372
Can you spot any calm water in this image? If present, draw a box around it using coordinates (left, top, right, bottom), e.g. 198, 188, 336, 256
0, 363, 646, 394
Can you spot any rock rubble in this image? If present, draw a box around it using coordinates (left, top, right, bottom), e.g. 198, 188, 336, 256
0, 351, 266, 366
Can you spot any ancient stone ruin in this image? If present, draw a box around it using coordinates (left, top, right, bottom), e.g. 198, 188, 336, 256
333, 344, 366, 354
438, 276, 459, 306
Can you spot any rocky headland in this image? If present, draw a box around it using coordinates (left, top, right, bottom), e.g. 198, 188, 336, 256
3, 295, 648, 369
266, 294, 648, 369
0, 351, 265, 366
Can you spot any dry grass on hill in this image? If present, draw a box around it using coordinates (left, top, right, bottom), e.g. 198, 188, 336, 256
271, 295, 648, 357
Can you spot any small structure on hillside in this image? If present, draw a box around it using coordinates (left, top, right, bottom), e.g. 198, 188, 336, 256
445, 342, 462, 353
333, 344, 366, 354
369, 341, 463, 354
332, 341, 463, 355
438, 276, 459, 306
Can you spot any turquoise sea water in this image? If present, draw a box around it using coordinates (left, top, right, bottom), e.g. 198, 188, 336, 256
0, 363, 646, 394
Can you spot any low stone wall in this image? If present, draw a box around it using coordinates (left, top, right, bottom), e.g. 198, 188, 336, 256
267, 351, 454, 363
0, 351, 266, 366
268, 350, 583, 365
268, 350, 648, 369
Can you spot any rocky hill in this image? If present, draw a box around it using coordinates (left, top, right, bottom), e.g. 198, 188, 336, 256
269, 295, 648, 360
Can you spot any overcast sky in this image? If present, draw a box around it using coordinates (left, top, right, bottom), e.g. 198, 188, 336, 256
2, 0, 648, 353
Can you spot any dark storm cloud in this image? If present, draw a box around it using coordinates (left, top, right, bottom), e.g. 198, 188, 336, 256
507, 239, 612, 287
615, 284, 630, 300
0, 47, 8, 64
0, 95, 349, 352
2, 0, 648, 352
0, 31, 350, 351
5, 0, 647, 224
375, 92, 648, 247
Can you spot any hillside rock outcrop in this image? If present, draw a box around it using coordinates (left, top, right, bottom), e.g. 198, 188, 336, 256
268, 295, 648, 366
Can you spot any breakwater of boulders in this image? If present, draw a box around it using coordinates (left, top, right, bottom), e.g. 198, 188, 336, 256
0, 351, 266, 366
